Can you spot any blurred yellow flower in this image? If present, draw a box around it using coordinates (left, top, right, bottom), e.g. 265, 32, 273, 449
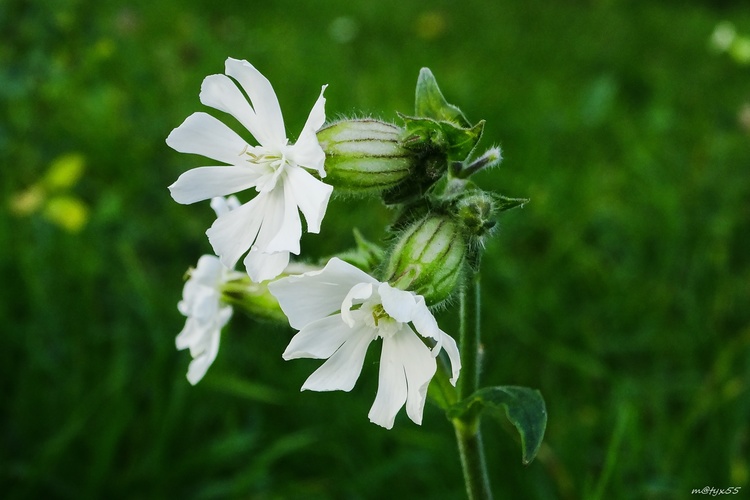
10, 184, 45, 216
43, 196, 89, 233
43, 153, 85, 190
9, 153, 89, 233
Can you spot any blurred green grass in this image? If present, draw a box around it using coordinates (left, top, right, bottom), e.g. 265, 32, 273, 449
2, 0, 749, 498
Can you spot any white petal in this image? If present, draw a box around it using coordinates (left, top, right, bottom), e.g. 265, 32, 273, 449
368, 327, 437, 428
190, 286, 221, 322
166, 112, 249, 165
409, 295, 442, 347
199, 74, 267, 147
301, 85, 327, 133
287, 85, 327, 177
207, 194, 268, 268
379, 284, 419, 324
301, 323, 375, 392
264, 177, 304, 254
283, 314, 356, 360
226, 195, 241, 211
190, 255, 224, 286
290, 134, 326, 177
284, 166, 332, 234
169, 166, 262, 205
210, 195, 241, 217
439, 331, 462, 386
217, 304, 233, 328
252, 185, 301, 254
224, 58, 286, 148
396, 328, 437, 424
406, 297, 461, 389
340, 283, 373, 327
175, 316, 203, 350
243, 248, 290, 282
269, 257, 378, 330
185, 324, 222, 385
368, 336, 408, 429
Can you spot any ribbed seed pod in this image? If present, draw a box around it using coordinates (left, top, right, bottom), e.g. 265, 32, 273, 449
383, 215, 467, 305
317, 119, 414, 194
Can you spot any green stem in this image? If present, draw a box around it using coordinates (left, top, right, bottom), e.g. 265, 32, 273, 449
458, 273, 482, 400
454, 419, 492, 500
453, 272, 492, 500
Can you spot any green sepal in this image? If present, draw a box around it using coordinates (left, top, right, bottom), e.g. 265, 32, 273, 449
415, 67, 471, 128
379, 116, 448, 204
445, 120, 484, 163
221, 280, 288, 324
401, 115, 484, 164
448, 386, 547, 464
493, 194, 530, 213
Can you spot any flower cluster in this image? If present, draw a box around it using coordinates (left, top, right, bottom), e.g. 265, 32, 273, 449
168, 58, 519, 428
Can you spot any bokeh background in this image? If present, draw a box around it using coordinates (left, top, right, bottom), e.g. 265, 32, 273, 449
3, 0, 750, 498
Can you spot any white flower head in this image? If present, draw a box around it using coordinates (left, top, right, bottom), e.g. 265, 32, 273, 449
167, 58, 332, 282
176, 196, 243, 385
176, 254, 241, 385
268, 258, 461, 429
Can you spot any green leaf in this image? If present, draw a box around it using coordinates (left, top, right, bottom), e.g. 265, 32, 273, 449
415, 68, 471, 127
448, 386, 547, 464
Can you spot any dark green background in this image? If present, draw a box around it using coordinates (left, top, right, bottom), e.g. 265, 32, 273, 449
3, 0, 749, 498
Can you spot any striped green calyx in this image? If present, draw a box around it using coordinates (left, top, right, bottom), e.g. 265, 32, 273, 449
383, 214, 467, 305
317, 119, 414, 195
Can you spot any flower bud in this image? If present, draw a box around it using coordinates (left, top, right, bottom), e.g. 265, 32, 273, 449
455, 192, 496, 237
383, 215, 466, 305
317, 119, 415, 195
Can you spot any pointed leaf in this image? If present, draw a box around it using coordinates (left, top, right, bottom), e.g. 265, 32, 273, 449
415, 68, 471, 127
449, 386, 547, 464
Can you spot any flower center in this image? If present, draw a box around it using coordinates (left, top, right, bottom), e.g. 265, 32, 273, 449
243, 146, 291, 192
370, 304, 389, 326
363, 302, 400, 339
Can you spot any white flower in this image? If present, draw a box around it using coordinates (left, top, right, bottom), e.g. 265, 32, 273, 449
176, 254, 241, 385
167, 57, 332, 282
176, 196, 243, 384
268, 258, 462, 429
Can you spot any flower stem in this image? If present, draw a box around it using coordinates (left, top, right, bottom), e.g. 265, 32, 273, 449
454, 272, 493, 499
458, 272, 482, 399
454, 419, 492, 500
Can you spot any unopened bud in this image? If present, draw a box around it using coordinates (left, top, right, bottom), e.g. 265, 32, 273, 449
317, 119, 415, 194
451, 146, 502, 179
455, 192, 496, 237
383, 215, 466, 304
